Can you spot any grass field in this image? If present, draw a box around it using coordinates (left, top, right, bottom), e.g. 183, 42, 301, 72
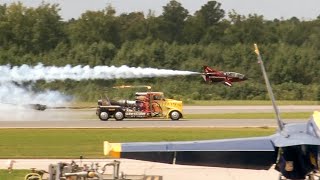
0, 128, 275, 158
0, 170, 29, 180
185, 100, 319, 106
184, 112, 311, 119
73, 100, 319, 107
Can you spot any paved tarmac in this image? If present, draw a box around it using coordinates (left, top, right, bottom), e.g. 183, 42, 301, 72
1, 105, 319, 121
0, 105, 316, 128
0, 118, 307, 128
0, 159, 279, 180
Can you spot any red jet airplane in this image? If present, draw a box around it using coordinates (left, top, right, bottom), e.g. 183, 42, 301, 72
202, 66, 247, 87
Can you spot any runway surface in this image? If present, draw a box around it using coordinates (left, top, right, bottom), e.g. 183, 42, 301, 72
0, 105, 316, 128
0, 159, 279, 180
0, 119, 307, 128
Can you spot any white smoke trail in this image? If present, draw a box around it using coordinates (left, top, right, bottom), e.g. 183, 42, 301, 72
0, 82, 71, 106
0, 64, 199, 82
0, 82, 72, 121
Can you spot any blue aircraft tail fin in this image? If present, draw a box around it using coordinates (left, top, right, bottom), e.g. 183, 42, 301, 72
254, 44, 284, 131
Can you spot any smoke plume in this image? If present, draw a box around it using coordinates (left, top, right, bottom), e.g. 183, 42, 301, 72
0, 64, 199, 82
0, 82, 71, 107
0, 82, 73, 121
0, 64, 198, 117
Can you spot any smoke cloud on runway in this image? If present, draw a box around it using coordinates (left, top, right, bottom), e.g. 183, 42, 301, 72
0, 82, 71, 107
0, 64, 199, 82
0, 81, 72, 121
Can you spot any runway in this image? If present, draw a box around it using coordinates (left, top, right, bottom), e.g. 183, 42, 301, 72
0, 119, 307, 128
0, 105, 315, 128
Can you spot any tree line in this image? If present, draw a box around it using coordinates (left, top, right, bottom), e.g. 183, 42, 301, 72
0, 1, 320, 101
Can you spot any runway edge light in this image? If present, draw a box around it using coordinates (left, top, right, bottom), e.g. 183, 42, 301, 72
104, 141, 122, 158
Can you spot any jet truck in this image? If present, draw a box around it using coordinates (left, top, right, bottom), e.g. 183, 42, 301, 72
96, 88, 183, 121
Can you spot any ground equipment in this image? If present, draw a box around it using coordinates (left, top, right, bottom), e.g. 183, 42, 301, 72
24, 160, 162, 180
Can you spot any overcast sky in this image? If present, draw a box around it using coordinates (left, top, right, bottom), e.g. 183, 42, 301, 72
2, 0, 320, 21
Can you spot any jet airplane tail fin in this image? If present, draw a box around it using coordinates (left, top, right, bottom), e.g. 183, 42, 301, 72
203, 66, 217, 73
202, 66, 217, 82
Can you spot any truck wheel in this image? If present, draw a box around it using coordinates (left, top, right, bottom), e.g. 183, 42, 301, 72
114, 111, 125, 121
169, 110, 181, 121
99, 111, 109, 121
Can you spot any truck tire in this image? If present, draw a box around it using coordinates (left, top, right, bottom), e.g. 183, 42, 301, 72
99, 111, 109, 121
169, 110, 181, 121
114, 111, 125, 121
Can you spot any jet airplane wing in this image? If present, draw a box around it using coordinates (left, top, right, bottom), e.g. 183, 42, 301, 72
104, 136, 276, 169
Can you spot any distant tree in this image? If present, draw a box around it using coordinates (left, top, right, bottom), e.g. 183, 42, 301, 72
31, 3, 66, 53
182, 1, 227, 44
0, 4, 10, 47
223, 12, 267, 44
67, 5, 120, 46
182, 16, 204, 43
2, 3, 32, 53
195, 1, 225, 28
0, 2, 65, 54
158, 0, 189, 42
118, 12, 147, 42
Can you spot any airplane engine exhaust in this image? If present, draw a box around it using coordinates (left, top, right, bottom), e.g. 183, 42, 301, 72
0, 64, 199, 82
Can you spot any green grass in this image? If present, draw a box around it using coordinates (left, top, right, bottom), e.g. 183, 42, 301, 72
0, 170, 29, 180
70, 100, 319, 107
184, 112, 312, 119
184, 100, 319, 106
0, 128, 275, 158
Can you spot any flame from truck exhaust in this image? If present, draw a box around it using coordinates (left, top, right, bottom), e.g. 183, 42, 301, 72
0, 64, 199, 82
